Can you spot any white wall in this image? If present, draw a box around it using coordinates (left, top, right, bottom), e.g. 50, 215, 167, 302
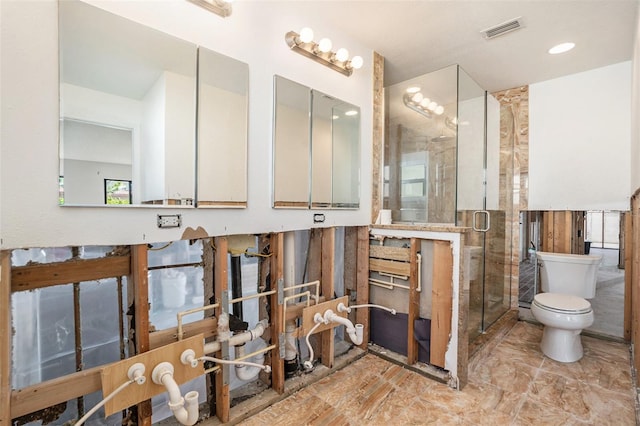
631, 10, 640, 193
529, 61, 632, 211
0, 0, 373, 249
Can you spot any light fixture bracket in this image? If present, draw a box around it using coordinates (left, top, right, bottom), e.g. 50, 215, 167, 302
187, 0, 232, 18
285, 31, 353, 77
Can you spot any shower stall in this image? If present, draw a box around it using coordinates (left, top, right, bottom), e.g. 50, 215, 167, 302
384, 64, 514, 342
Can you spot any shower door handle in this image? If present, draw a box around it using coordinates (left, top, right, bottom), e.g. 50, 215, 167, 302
472, 210, 491, 232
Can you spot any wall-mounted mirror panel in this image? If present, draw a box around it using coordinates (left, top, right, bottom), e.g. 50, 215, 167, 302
273, 76, 311, 208
311, 92, 360, 208
59, 0, 197, 206
273, 77, 360, 209
196, 48, 249, 208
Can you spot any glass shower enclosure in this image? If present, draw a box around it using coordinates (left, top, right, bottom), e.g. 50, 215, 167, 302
384, 64, 513, 342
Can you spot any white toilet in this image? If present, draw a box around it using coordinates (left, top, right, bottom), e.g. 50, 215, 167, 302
530, 251, 602, 363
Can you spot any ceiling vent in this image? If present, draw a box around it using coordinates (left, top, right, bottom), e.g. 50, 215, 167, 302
481, 17, 523, 39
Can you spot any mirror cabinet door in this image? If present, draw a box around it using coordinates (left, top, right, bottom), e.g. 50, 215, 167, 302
59, 0, 196, 206
330, 102, 360, 208
311, 91, 361, 209
273, 76, 311, 208
196, 48, 249, 207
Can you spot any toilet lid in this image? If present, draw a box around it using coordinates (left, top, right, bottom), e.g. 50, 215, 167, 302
533, 293, 592, 314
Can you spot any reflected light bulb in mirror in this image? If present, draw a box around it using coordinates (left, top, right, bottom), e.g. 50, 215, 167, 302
299, 27, 314, 43
411, 92, 424, 103
350, 55, 364, 69
435, 105, 445, 115
420, 98, 431, 108
318, 38, 332, 53
335, 48, 349, 62
345, 110, 358, 116
427, 101, 438, 111
406, 86, 421, 94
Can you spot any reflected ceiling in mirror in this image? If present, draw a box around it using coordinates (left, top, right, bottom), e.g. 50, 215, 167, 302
59, 0, 197, 206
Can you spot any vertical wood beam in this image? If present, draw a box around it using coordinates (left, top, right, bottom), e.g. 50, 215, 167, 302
407, 238, 420, 364
130, 244, 151, 425
202, 238, 216, 417
430, 240, 453, 368
624, 212, 632, 341
213, 237, 230, 422
371, 51, 385, 224
343, 228, 358, 325
632, 196, 640, 373
321, 228, 335, 368
355, 226, 370, 350
269, 233, 285, 394
1, 251, 11, 426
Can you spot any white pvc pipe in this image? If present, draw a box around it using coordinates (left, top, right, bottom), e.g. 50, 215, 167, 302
322, 309, 363, 345
235, 343, 266, 381
200, 355, 271, 372
152, 362, 199, 426
283, 231, 298, 362
204, 319, 268, 354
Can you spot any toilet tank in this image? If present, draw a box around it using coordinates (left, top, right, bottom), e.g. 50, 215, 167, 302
537, 251, 602, 298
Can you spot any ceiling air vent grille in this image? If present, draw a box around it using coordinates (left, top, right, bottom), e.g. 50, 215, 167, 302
481, 17, 523, 39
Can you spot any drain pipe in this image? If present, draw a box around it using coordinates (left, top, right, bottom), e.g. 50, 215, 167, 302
152, 362, 199, 426
283, 231, 299, 377
204, 319, 268, 354
322, 309, 364, 345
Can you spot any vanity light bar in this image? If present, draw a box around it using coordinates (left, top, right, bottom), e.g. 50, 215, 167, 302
187, 0, 232, 18
285, 28, 363, 77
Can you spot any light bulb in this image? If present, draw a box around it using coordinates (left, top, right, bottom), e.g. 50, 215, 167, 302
406, 86, 421, 94
419, 97, 431, 108
411, 92, 424, 103
299, 27, 314, 44
345, 110, 358, 116
435, 105, 445, 115
335, 48, 349, 62
350, 55, 364, 69
318, 38, 332, 53
427, 101, 438, 111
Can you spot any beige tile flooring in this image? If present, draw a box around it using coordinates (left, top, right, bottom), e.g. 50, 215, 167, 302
239, 321, 636, 425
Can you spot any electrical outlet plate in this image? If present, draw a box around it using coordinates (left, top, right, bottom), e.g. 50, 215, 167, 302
157, 214, 181, 228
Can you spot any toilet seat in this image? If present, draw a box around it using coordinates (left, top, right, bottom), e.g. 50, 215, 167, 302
533, 293, 592, 314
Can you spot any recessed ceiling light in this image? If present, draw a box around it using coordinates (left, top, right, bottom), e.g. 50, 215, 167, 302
548, 42, 575, 55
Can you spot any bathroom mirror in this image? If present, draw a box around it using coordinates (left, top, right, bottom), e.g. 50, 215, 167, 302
196, 48, 249, 207
273, 76, 311, 208
273, 77, 361, 209
59, 0, 197, 206
312, 91, 360, 208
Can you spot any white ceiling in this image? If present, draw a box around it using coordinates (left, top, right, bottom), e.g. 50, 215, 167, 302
280, 0, 639, 92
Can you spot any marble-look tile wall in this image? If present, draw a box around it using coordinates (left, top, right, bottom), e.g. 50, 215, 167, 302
494, 86, 529, 310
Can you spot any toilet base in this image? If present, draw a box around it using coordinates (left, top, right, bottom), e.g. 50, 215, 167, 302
540, 326, 584, 363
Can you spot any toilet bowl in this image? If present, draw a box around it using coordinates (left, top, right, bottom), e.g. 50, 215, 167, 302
530, 252, 601, 363
531, 293, 594, 362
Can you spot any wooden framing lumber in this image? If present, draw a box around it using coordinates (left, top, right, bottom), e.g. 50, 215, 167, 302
624, 212, 632, 341
10, 366, 102, 419
214, 237, 230, 422
11, 255, 130, 292
130, 244, 151, 425
1, 251, 11, 425
149, 317, 218, 350
321, 227, 335, 368
369, 245, 410, 262
431, 240, 453, 368
355, 226, 370, 350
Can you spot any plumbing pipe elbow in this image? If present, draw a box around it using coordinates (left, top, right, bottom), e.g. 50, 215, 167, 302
324, 310, 356, 333
170, 390, 199, 425
235, 350, 266, 381
351, 324, 364, 345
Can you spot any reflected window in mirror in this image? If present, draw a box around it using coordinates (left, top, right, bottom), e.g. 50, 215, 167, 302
59, 0, 197, 207
196, 47, 249, 208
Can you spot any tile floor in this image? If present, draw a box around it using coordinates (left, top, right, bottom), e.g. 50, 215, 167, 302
238, 321, 636, 425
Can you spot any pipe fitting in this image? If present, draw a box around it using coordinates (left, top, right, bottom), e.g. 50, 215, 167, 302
127, 362, 146, 385
180, 349, 199, 368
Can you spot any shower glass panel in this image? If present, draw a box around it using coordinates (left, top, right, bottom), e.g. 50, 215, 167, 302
384, 65, 512, 343
383, 65, 458, 223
